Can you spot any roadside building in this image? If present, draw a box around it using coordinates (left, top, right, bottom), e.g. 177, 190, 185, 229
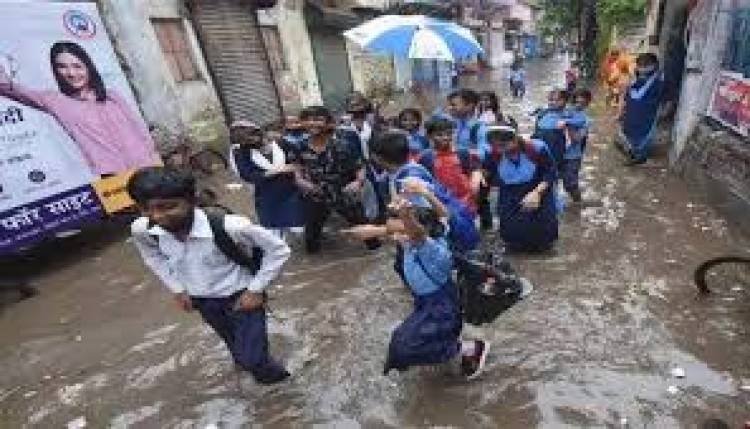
646, 0, 750, 203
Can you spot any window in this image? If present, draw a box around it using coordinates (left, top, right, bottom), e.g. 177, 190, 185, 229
152, 18, 200, 82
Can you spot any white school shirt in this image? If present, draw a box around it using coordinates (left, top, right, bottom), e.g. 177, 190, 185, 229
131, 208, 291, 297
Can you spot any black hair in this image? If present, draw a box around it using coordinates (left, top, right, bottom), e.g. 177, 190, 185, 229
371, 130, 409, 165
300, 105, 334, 123
50, 41, 106, 102
414, 206, 446, 239
448, 88, 480, 106
550, 88, 570, 103
636, 52, 659, 68
398, 108, 422, 125
574, 88, 592, 103
127, 167, 196, 206
425, 117, 455, 136
479, 91, 499, 115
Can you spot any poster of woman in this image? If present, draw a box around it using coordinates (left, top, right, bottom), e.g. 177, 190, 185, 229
0, 41, 159, 176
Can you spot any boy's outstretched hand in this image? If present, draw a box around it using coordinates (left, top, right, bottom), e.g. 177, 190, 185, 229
235, 291, 265, 312
174, 292, 193, 312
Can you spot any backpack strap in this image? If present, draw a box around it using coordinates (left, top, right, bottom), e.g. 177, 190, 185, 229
412, 249, 446, 289
417, 149, 435, 173
456, 148, 473, 174
203, 209, 262, 275
469, 121, 481, 148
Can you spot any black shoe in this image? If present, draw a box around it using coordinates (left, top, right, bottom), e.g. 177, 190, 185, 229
623, 157, 647, 167
305, 241, 322, 254
568, 189, 582, 203
255, 369, 291, 385
461, 340, 490, 380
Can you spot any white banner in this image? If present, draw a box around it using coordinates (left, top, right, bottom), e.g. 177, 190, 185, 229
0, 1, 158, 212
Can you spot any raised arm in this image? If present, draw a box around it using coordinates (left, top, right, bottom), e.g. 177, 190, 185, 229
0, 65, 52, 111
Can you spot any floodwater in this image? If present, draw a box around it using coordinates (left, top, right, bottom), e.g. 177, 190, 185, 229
1, 55, 749, 428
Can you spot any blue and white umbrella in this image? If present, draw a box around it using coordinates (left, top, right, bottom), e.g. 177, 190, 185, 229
343, 15, 483, 62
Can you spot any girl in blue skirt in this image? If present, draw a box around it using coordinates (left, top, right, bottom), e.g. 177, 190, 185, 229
345, 179, 490, 380
484, 125, 559, 252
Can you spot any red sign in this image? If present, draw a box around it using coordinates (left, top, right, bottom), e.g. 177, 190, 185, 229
708, 71, 750, 137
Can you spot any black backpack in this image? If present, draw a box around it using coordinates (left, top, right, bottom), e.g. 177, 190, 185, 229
412, 248, 528, 326
148, 205, 262, 274
454, 252, 527, 326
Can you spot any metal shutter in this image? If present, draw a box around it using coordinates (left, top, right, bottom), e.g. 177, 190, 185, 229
190, 0, 281, 125
309, 27, 353, 111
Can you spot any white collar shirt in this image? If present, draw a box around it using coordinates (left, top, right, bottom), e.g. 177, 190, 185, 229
131, 209, 290, 297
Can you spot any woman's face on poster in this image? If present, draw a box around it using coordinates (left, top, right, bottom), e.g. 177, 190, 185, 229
54, 52, 89, 91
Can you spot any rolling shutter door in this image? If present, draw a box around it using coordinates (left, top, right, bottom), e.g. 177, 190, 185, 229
191, 0, 281, 124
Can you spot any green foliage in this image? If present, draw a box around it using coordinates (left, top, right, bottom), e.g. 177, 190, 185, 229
596, 0, 648, 25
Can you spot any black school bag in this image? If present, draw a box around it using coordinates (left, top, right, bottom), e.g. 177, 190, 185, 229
454, 251, 528, 326
148, 205, 262, 274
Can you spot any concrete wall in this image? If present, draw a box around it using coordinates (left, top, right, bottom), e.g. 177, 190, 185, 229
669, 0, 733, 163
97, 0, 224, 147
257, 0, 322, 109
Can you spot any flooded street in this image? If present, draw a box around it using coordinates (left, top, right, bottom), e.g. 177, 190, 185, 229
1, 56, 749, 428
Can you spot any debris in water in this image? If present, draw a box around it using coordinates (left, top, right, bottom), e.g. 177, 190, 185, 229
740, 385, 750, 392
75, 335, 82, 342
23, 390, 37, 399
667, 385, 680, 395
670, 367, 686, 378
731, 286, 743, 292
66, 416, 87, 429
620, 417, 628, 427
204, 424, 219, 429
225, 183, 243, 191
43, 375, 52, 381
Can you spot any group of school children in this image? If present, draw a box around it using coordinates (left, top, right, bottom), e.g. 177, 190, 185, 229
125, 76, 599, 388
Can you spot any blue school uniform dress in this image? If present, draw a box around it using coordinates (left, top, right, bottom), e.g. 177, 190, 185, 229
509, 69, 526, 97
232, 143, 305, 229
533, 108, 569, 165
453, 116, 490, 160
485, 139, 559, 252
622, 71, 664, 162
384, 237, 462, 374
561, 108, 591, 193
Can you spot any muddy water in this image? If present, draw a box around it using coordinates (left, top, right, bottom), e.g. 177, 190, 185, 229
1, 55, 749, 428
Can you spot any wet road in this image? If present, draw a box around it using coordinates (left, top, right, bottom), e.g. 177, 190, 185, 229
1, 56, 749, 428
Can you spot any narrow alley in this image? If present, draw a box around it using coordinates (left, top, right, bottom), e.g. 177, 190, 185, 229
0, 55, 748, 428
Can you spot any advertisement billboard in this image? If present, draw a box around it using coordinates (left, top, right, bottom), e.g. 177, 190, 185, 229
0, 2, 159, 254
708, 71, 750, 138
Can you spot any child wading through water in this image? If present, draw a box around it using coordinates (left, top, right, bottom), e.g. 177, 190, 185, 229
533, 88, 571, 166
509, 61, 526, 99
560, 89, 592, 203
446, 89, 493, 230
418, 117, 482, 215
344, 169, 489, 379
289, 105, 379, 253
484, 125, 559, 253
397, 108, 429, 160
128, 167, 291, 384
230, 121, 304, 236
618, 53, 664, 166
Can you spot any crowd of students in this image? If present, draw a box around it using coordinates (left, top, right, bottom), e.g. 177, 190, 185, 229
125, 56, 666, 388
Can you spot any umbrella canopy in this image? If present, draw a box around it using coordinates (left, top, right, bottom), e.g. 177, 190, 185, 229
343, 15, 483, 62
